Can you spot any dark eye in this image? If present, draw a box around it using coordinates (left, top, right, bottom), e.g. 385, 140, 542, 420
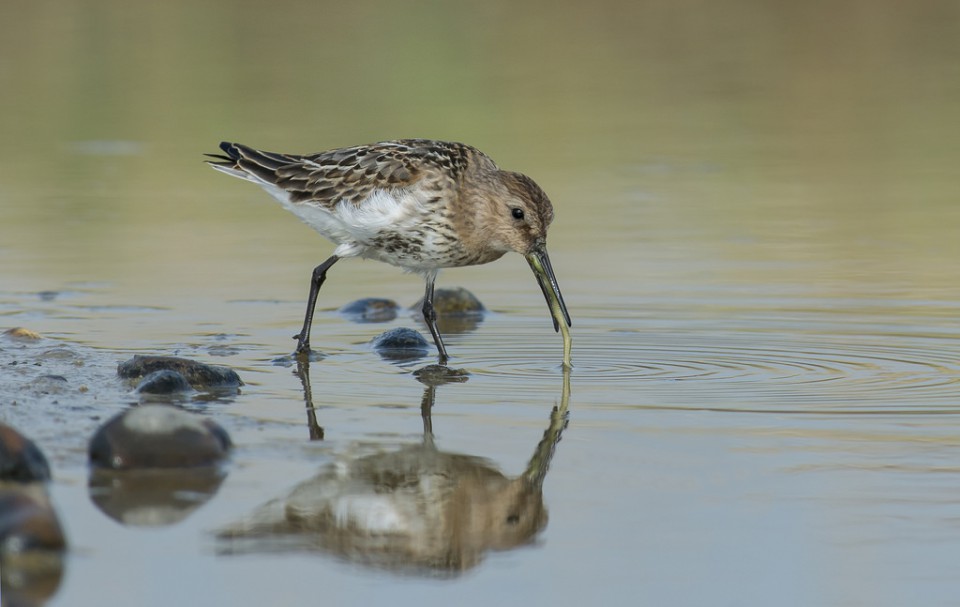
506, 514, 520, 525
511, 207, 525, 220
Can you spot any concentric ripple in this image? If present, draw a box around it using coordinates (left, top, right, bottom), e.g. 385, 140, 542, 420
465, 325, 960, 412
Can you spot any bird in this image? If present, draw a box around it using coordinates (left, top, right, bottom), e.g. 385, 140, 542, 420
206, 139, 572, 367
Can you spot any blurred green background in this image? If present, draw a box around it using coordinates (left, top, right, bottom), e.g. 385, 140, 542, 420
3, 0, 959, 306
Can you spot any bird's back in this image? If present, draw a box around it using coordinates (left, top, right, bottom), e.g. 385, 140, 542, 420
207, 140, 499, 270
208, 139, 495, 208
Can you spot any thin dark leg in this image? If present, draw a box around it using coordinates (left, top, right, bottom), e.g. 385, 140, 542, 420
421, 277, 449, 364
294, 255, 340, 355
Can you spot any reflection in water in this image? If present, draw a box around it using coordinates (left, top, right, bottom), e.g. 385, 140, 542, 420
218, 363, 570, 576
88, 468, 227, 527
0, 484, 66, 607
0, 552, 64, 607
415, 308, 485, 338
296, 360, 324, 441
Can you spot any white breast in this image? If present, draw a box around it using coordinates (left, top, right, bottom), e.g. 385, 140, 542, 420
216, 163, 443, 271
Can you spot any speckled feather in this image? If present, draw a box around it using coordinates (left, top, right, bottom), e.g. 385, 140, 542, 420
212, 139, 494, 209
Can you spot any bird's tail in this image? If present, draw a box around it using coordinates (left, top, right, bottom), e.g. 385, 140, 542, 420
205, 141, 298, 183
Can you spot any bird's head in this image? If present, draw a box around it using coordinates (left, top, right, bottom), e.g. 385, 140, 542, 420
468, 170, 572, 364
480, 171, 555, 257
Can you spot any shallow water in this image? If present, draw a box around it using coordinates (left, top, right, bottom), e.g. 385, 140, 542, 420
2, 1, 960, 606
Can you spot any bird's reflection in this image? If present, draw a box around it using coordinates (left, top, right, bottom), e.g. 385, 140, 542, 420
217, 360, 570, 576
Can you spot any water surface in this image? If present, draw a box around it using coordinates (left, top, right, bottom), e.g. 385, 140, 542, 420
2, 1, 960, 606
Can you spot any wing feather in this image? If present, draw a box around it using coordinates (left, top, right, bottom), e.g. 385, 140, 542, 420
207, 140, 494, 209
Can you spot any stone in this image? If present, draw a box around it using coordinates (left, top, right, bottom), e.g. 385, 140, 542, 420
135, 370, 192, 395
371, 328, 430, 361
3, 327, 41, 340
117, 355, 242, 390
88, 404, 232, 470
0, 424, 51, 483
410, 287, 485, 316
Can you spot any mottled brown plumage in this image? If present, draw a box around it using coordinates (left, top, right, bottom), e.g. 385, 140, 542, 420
207, 139, 571, 366
211, 140, 484, 207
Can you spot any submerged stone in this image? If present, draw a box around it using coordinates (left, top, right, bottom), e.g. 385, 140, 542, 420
410, 287, 485, 335
371, 328, 430, 361
339, 297, 400, 322
135, 369, 192, 395
88, 404, 232, 470
38, 346, 80, 362
118, 355, 243, 390
28, 375, 69, 396
0, 424, 52, 483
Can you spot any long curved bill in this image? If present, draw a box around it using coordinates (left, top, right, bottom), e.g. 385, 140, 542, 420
526, 245, 573, 368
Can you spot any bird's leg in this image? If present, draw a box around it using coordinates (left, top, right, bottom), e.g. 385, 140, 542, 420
421, 276, 449, 365
294, 255, 340, 356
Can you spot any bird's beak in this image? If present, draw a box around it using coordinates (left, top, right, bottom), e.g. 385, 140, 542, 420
526, 244, 573, 367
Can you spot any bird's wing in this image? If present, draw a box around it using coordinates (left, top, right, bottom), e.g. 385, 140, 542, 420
208, 140, 492, 209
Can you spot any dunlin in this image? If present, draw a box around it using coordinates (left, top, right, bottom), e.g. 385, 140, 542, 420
207, 139, 571, 366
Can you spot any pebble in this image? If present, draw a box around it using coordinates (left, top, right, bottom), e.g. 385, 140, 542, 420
0, 424, 52, 483
88, 404, 232, 470
0, 426, 66, 567
410, 287, 485, 315
135, 369, 193, 395
371, 328, 429, 361
117, 355, 243, 390
3, 327, 42, 340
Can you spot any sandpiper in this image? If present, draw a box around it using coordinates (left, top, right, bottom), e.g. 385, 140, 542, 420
207, 139, 572, 366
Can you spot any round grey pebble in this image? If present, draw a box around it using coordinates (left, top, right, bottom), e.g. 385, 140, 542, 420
88, 404, 232, 469
135, 370, 192, 394
371, 328, 430, 361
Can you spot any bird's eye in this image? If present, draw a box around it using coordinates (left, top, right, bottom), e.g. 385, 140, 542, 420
511, 207, 525, 220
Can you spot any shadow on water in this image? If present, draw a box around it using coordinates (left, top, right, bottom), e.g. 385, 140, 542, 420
217, 360, 571, 577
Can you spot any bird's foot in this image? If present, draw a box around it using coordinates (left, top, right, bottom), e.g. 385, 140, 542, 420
293, 334, 312, 357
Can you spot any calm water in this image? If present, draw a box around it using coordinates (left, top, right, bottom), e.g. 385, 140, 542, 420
2, 1, 960, 606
